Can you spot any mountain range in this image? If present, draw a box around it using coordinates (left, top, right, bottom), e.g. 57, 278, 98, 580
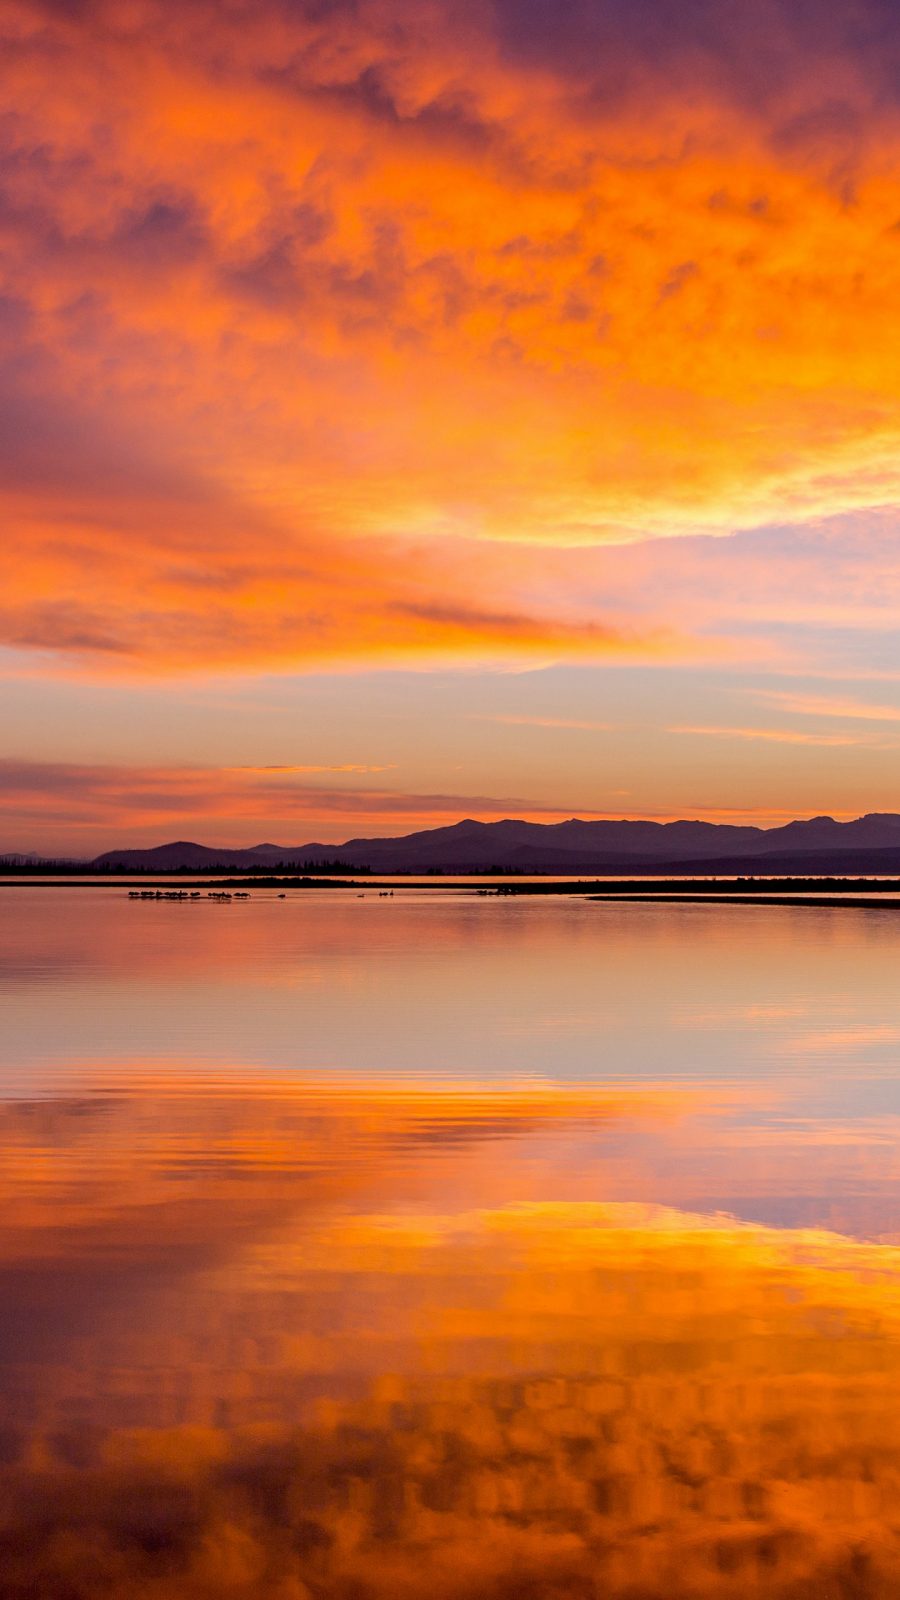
85, 813, 900, 874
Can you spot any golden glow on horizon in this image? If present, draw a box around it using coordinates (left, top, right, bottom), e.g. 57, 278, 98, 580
0, 754, 868, 848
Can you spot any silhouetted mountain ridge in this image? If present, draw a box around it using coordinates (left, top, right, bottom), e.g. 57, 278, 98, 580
87, 813, 900, 872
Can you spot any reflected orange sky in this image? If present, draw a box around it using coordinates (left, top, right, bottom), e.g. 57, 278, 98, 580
7, 1075, 900, 1596
3, 887, 900, 1594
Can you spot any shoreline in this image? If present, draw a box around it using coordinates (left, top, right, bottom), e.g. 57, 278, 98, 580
4, 874, 900, 904
587, 892, 900, 910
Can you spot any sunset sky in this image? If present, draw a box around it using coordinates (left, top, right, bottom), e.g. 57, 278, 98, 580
4, 0, 900, 851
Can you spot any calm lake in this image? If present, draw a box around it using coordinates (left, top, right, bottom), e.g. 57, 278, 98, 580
4, 887, 900, 1597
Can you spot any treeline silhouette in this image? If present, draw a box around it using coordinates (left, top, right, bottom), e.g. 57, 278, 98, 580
0, 858, 371, 876
0, 859, 527, 878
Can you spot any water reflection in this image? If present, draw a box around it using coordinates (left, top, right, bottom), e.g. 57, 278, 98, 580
3, 893, 900, 1595
4, 889, 900, 1094
7, 1169, 900, 1596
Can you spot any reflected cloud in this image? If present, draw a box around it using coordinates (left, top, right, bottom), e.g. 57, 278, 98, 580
786, 1024, 900, 1055
4, 890, 900, 1594
7, 1196, 900, 1595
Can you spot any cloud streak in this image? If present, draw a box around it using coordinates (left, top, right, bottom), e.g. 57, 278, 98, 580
669, 723, 900, 747
0, 757, 622, 851
752, 689, 900, 722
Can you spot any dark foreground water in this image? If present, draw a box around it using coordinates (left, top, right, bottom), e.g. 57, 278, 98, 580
4, 888, 900, 1598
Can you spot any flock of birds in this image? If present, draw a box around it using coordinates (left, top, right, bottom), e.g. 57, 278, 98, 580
127, 889, 252, 901
126, 888, 397, 901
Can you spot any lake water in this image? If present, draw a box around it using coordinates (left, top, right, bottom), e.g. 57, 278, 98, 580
4, 888, 900, 1597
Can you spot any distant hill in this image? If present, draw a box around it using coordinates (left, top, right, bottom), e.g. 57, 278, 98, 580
85, 813, 900, 873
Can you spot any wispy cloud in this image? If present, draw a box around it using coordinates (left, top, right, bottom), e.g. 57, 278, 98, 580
751, 691, 900, 724
668, 725, 900, 748
229, 764, 397, 775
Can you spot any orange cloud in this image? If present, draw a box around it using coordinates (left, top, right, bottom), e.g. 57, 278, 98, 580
4, 0, 900, 671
